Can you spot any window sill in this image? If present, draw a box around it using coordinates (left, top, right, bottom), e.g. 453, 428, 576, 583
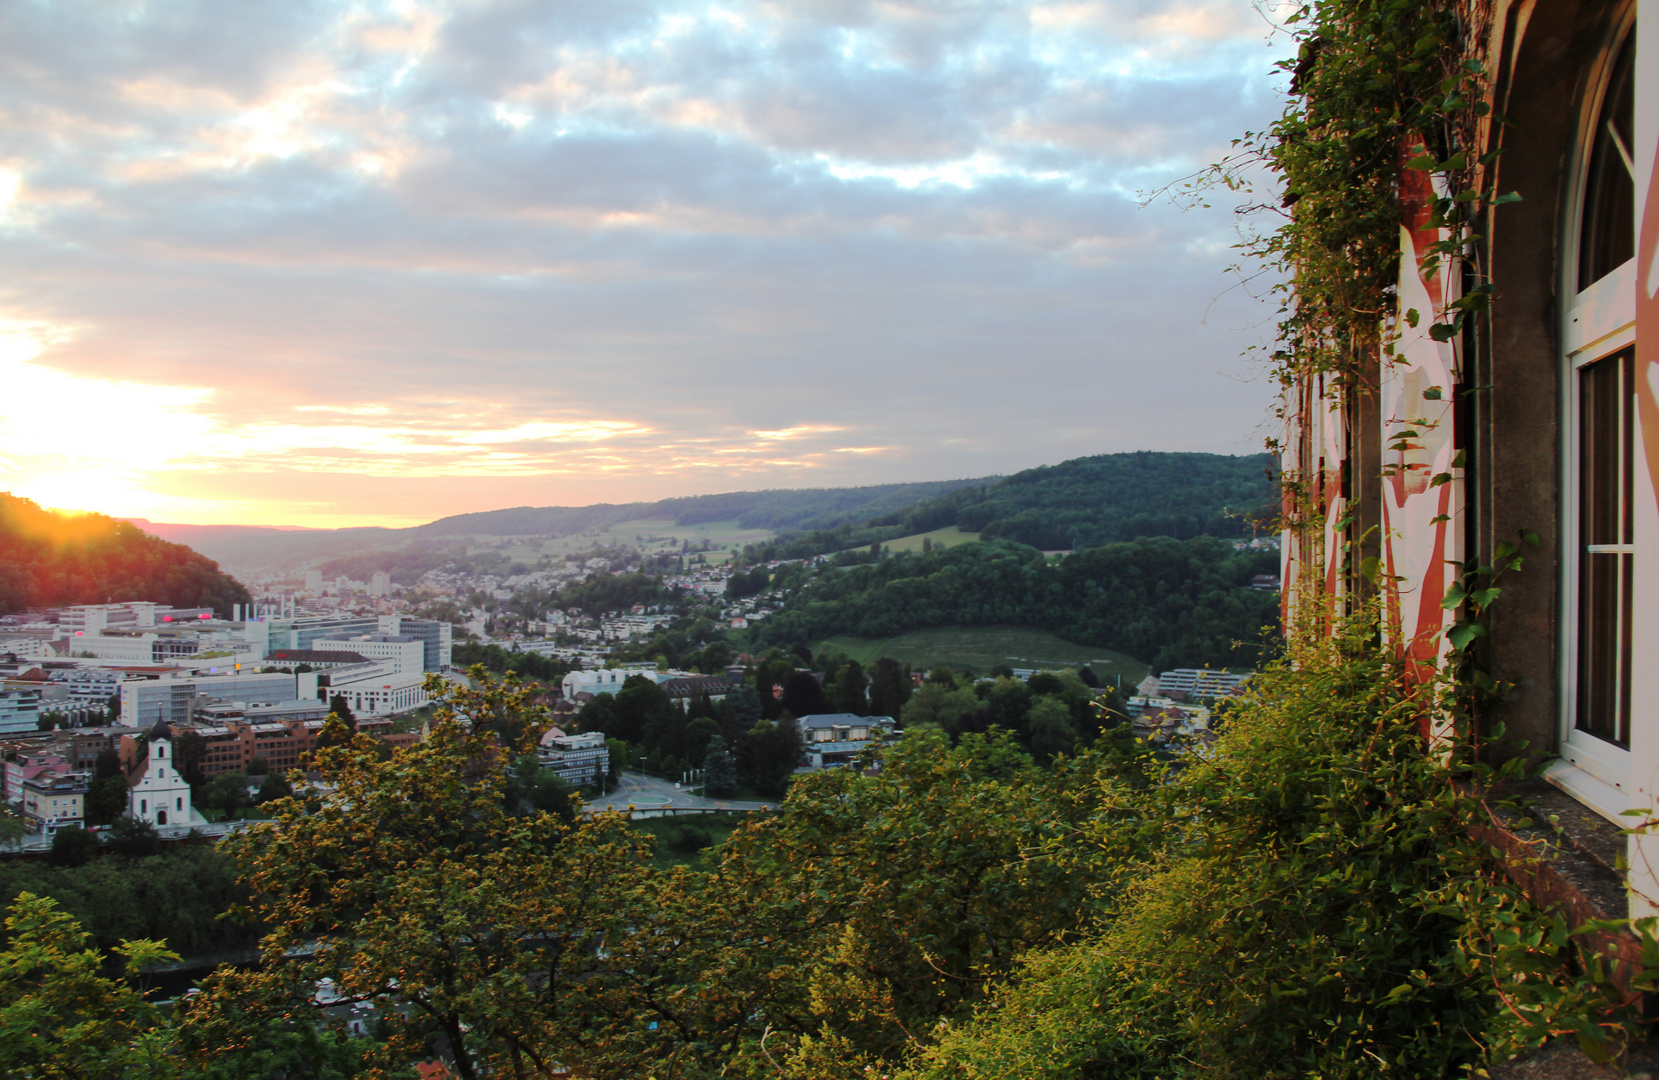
1542, 759, 1630, 827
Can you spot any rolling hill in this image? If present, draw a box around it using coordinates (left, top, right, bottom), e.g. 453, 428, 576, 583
0, 494, 251, 616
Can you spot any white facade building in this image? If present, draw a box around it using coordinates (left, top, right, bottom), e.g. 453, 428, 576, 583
537, 730, 610, 786
312, 634, 425, 674
560, 667, 663, 700
325, 670, 430, 716
128, 720, 197, 830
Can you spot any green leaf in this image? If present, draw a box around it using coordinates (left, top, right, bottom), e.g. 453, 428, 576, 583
1405, 154, 1437, 171
1492, 190, 1523, 205
1421, 385, 1442, 400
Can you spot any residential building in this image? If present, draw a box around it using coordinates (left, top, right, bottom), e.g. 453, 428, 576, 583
0, 689, 40, 735
21, 773, 84, 833
537, 730, 609, 786
660, 676, 733, 704
4, 751, 70, 803
797, 713, 897, 769
1153, 669, 1252, 702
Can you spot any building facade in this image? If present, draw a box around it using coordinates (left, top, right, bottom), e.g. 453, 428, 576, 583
1278, 0, 1658, 916
128, 720, 194, 829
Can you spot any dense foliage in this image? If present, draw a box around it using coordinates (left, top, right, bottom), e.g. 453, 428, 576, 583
450, 641, 571, 684
751, 536, 1279, 671
0, 650, 1641, 1078
0, 844, 254, 957
0, 493, 250, 616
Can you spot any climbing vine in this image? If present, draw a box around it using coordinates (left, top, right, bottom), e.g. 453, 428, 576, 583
1225, 0, 1510, 399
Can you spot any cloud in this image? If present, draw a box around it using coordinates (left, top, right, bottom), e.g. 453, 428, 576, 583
0, 0, 1292, 527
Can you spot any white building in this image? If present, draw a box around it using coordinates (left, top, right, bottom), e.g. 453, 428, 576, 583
369, 571, 391, 597
121, 671, 318, 727
128, 720, 198, 830
560, 667, 663, 700
325, 669, 430, 716
537, 730, 610, 786
312, 634, 425, 674
0, 689, 41, 735
304, 570, 323, 593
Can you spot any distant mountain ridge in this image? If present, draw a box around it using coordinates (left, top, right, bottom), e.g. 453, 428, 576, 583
129, 478, 1000, 571
127, 451, 1274, 573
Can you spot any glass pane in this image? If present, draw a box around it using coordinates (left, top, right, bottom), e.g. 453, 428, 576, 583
1578, 552, 1624, 743
1579, 352, 1628, 546
1576, 349, 1635, 746
1578, 34, 1635, 290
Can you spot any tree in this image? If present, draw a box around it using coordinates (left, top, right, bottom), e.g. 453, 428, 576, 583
255, 772, 292, 804
869, 658, 912, 718
901, 682, 981, 735
327, 694, 355, 726
727, 683, 763, 728
0, 893, 177, 1077
780, 671, 829, 718
701, 735, 739, 797
1026, 695, 1078, 764
173, 730, 207, 787
742, 717, 802, 797
831, 659, 869, 715
245, 756, 270, 776
49, 826, 96, 867
107, 816, 161, 859
184, 673, 651, 1080
0, 812, 25, 850
87, 775, 131, 827
201, 773, 253, 816
106, 693, 121, 720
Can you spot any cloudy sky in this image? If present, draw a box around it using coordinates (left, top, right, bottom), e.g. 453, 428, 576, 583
0, 0, 1291, 528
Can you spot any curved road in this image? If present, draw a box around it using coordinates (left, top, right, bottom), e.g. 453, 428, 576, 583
583, 770, 776, 816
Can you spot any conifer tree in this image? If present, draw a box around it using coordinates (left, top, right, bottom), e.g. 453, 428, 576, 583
701, 734, 739, 797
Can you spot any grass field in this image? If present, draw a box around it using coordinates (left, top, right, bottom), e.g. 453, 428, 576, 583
817, 625, 1149, 685
630, 812, 750, 869
876, 525, 980, 554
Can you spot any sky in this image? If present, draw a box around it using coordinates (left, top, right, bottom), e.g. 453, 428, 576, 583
0, 0, 1293, 529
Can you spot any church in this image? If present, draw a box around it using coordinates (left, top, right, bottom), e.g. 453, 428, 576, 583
128, 719, 195, 829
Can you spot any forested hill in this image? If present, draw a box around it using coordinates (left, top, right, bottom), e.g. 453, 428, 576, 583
870, 451, 1275, 550
745, 451, 1276, 562
751, 536, 1279, 671
410, 477, 997, 538
0, 493, 251, 616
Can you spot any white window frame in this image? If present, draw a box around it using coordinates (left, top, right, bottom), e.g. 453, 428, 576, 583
1553, 11, 1640, 823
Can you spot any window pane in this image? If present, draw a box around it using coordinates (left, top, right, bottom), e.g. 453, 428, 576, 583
1576, 349, 1635, 747
1578, 35, 1635, 290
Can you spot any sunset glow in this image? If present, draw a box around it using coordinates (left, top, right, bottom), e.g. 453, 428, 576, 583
0, 0, 1291, 528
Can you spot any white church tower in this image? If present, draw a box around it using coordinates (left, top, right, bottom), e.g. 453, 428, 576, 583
130, 719, 193, 830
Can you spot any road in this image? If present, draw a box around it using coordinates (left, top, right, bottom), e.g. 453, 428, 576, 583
583, 770, 776, 816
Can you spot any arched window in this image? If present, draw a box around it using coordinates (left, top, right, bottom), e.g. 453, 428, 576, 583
1560, 18, 1638, 799
176, 797, 182, 810
140, 799, 147, 814
157, 810, 167, 826
157, 744, 166, 759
